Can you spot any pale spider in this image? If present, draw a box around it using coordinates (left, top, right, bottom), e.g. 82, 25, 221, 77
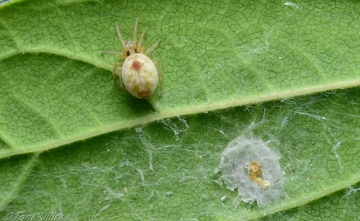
103, 18, 161, 99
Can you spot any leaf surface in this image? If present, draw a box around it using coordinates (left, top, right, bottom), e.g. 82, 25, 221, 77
0, 0, 359, 220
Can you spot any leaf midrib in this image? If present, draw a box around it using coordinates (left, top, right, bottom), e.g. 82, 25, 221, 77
1, 78, 359, 159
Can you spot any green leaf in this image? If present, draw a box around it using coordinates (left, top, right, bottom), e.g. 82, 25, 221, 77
0, 0, 359, 220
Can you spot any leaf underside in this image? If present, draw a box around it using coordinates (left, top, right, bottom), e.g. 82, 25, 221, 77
0, 0, 359, 220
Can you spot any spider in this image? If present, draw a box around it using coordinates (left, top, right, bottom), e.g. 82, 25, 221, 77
248, 161, 270, 188
103, 18, 161, 99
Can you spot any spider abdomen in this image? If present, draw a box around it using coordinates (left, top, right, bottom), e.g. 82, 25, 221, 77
121, 53, 158, 99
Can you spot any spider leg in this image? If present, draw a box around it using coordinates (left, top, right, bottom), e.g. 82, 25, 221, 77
102, 51, 123, 55
115, 23, 127, 50
112, 61, 123, 86
153, 60, 162, 97
145, 39, 160, 55
137, 32, 145, 53
133, 17, 140, 47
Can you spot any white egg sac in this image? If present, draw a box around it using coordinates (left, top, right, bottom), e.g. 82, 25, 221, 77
218, 135, 285, 207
